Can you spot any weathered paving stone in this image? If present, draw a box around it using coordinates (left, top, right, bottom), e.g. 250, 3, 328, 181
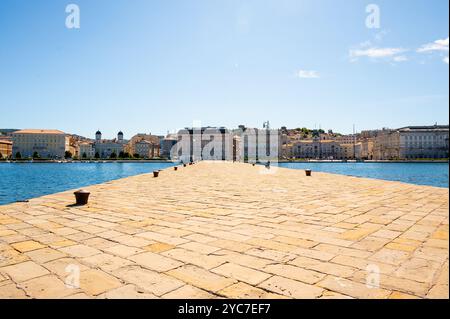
162, 248, 226, 270
289, 256, 357, 278
104, 244, 144, 258
11, 240, 46, 253
98, 284, 157, 299
82, 253, 134, 272
144, 242, 175, 253
129, 252, 183, 272
162, 285, 215, 299
79, 269, 122, 296
389, 291, 421, 299
263, 263, 325, 285
394, 258, 441, 283
218, 282, 288, 299
25, 248, 66, 264
59, 244, 102, 258
350, 271, 430, 297
211, 263, 272, 286
114, 266, 184, 296
0, 261, 49, 282
19, 275, 79, 298
317, 276, 391, 299
369, 248, 411, 266
43, 257, 89, 280
258, 276, 324, 298
167, 265, 237, 293
0, 282, 28, 298
0, 161, 447, 298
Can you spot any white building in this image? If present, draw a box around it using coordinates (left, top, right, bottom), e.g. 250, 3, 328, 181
79, 142, 95, 159
12, 129, 69, 159
373, 125, 449, 160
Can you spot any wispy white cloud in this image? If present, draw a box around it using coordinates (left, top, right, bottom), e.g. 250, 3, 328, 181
348, 30, 409, 63
393, 55, 408, 62
295, 70, 320, 79
417, 37, 449, 53
349, 47, 407, 63
350, 47, 406, 58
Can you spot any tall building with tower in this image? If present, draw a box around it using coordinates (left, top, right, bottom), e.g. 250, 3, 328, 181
93, 130, 127, 158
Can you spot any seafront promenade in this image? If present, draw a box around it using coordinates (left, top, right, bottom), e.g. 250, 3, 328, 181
0, 161, 448, 299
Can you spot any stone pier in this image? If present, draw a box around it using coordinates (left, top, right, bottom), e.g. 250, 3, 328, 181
0, 161, 448, 299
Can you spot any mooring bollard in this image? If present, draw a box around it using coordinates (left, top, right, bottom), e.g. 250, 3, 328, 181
183, 164, 187, 167
305, 169, 312, 176
153, 171, 159, 178
174, 166, 178, 171
74, 190, 90, 205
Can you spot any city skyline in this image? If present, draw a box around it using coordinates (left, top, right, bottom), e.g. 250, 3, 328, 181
0, 0, 448, 138
2, 122, 450, 140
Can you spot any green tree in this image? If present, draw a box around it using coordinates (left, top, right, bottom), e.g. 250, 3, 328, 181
64, 151, 72, 159
118, 151, 125, 159
123, 152, 131, 159
94, 152, 100, 159
110, 152, 117, 159
15, 152, 22, 159
133, 153, 140, 159
32, 151, 40, 159
0, 153, 3, 160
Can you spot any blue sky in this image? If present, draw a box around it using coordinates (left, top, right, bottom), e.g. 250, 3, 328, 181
0, 0, 448, 138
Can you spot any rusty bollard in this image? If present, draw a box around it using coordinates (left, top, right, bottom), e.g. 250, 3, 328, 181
174, 166, 178, 171
74, 190, 90, 205
305, 169, 312, 176
153, 170, 159, 178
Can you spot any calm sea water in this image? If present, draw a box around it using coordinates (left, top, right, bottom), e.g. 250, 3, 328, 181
279, 162, 449, 188
0, 162, 174, 205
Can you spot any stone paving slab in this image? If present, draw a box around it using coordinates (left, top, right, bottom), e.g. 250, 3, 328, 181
0, 161, 448, 299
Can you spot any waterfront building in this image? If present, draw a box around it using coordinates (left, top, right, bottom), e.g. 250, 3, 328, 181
134, 140, 159, 158
232, 126, 281, 163
0, 139, 12, 158
360, 129, 387, 139
11, 129, 69, 159
357, 139, 374, 160
127, 133, 160, 158
334, 134, 358, 145
79, 142, 95, 159
373, 125, 449, 160
339, 143, 356, 160
176, 127, 233, 162
161, 134, 178, 159
292, 138, 342, 159
93, 131, 127, 158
